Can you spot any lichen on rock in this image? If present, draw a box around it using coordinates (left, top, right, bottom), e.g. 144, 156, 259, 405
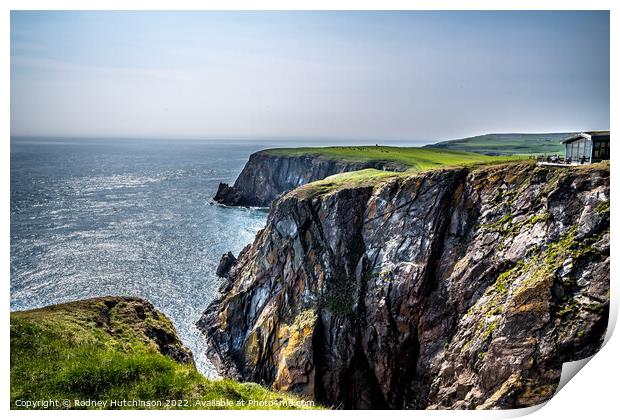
199, 161, 610, 409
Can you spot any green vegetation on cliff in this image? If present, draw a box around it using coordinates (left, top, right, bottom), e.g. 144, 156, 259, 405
267, 146, 525, 200
10, 297, 316, 410
265, 145, 520, 170
288, 168, 399, 200
288, 158, 529, 201
427, 133, 571, 156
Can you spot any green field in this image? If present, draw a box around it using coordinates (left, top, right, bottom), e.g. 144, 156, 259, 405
265, 146, 521, 171
268, 146, 526, 199
10, 297, 316, 410
428, 133, 572, 156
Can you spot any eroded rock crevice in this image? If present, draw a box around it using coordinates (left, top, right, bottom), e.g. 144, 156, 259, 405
199, 162, 610, 409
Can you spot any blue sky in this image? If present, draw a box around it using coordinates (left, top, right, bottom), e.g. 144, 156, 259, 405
11, 11, 610, 140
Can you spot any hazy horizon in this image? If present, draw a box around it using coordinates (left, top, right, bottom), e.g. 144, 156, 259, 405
9, 130, 582, 145
11, 11, 610, 140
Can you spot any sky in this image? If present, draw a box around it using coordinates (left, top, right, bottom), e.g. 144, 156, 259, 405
10, 11, 610, 141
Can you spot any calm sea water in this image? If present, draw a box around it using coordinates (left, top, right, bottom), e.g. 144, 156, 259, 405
10, 136, 428, 377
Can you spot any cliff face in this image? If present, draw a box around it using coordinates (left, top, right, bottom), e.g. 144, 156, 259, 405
214, 151, 408, 206
198, 162, 610, 409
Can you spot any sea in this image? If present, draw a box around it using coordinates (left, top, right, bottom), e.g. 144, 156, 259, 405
10, 136, 428, 377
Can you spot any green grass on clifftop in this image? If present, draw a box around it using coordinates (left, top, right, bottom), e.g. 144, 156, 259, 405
10, 297, 317, 410
274, 146, 526, 200
288, 169, 401, 200
265, 145, 519, 170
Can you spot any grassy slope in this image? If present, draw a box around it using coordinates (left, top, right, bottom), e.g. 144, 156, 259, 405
267, 146, 526, 199
10, 297, 316, 410
427, 133, 572, 156
265, 146, 519, 170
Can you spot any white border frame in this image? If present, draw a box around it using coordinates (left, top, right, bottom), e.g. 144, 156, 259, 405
2, 2, 616, 420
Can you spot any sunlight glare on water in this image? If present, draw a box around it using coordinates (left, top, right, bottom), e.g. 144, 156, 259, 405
10, 137, 271, 377
10, 137, 428, 377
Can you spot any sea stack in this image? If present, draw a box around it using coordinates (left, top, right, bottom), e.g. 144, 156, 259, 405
216, 251, 237, 277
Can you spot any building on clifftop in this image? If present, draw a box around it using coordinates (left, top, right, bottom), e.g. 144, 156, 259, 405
562, 131, 610, 164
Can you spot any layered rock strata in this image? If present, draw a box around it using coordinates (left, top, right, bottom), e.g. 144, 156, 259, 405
213, 150, 407, 206
199, 162, 610, 409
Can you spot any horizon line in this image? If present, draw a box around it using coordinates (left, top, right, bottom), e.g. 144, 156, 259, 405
10, 130, 595, 144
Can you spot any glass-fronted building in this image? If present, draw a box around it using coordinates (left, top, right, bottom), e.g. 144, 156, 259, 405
562, 131, 610, 164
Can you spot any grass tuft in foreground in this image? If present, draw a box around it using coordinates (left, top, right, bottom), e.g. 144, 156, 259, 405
10, 297, 317, 410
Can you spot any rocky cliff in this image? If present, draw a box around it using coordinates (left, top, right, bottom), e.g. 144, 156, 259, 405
198, 161, 609, 409
213, 150, 408, 206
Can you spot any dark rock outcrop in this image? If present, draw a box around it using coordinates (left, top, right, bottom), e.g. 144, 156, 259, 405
214, 183, 243, 206
30, 296, 194, 364
95, 297, 195, 365
216, 251, 238, 277
198, 162, 610, 409
213, 150, 408, 207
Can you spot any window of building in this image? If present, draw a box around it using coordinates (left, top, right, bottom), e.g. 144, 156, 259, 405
592, 141, 610, 160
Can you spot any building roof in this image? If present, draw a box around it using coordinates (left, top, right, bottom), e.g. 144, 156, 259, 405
561, 131, 610, 144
